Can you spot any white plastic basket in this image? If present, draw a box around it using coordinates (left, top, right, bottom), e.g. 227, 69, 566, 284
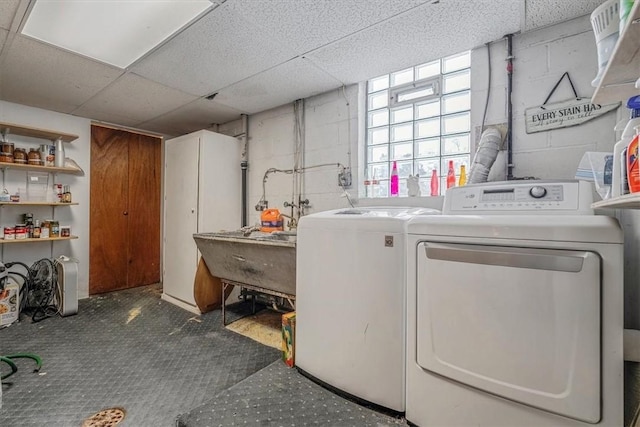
590, 0, 620, 87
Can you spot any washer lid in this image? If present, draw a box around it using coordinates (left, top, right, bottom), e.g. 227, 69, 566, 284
407, 215, 623, 244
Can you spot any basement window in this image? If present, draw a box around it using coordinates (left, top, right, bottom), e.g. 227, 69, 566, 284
365, 51, 471, 197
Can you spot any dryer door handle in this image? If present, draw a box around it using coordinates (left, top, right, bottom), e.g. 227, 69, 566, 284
424, 243, 589, 273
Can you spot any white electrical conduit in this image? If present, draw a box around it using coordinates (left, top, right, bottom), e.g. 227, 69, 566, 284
468, 127, 502, 184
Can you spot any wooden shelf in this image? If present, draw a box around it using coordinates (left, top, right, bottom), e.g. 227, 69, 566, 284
592, 192, 640, 209
0, 202, 78, 206
0, 236, 78, 244
592, 1, 640, 104
0, 162, 83, 175
0, 122, 78, 143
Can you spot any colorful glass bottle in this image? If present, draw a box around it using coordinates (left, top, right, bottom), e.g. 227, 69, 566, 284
390, 161, 399, 196
458, 165, 467, 186
430, 169, 439, 196
446, 160, 456, 189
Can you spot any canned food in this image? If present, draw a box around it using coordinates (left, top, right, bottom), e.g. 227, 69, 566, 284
1, 142, 14, 154
3, 227, 14, 240
14, 225, 26, 240
13, 148, 27, 163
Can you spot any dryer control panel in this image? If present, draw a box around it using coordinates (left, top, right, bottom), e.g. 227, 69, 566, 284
443, 180, 594, 215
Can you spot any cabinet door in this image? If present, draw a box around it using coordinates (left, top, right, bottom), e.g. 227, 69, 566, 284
127, 133, 161, 287
163, 136, 199, 304
90, 126, 130, 293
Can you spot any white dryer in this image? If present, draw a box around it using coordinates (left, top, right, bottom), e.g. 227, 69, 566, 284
296, 206, 440, 413
406, 181, 623, 426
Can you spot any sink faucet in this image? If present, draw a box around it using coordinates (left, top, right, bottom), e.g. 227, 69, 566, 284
280, 213, 297, 230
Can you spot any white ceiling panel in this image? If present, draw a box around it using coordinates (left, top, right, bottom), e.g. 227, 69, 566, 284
131, 4, 297, 97
0, 0, 20, 31
524, 0, 607, 32
225, 0, 429, 54
73, 73, 198, 124
73, 106, 142, 128
214, 57, 343, 114
0, 35, 123, 113
137, 98, 244, 137
306, 0, 522, 85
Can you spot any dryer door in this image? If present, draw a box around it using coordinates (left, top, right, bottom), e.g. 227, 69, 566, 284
416, 242, 601, 423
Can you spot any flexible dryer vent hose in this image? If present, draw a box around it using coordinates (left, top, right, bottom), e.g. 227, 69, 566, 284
469, 128, 502, 184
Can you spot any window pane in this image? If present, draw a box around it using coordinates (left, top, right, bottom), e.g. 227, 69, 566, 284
369, 163, 389, 180
415, 138, 440, 158
416, 158, 440, 177
368, 145, 389, 163
368, 127, 388, 145
442, 91, 470, 114
415, 99, 440, 119
443, 51, 470, 73
368, 75, 389, 93
391, 123, 413, 142
391, 105, 413, 124
368, 108, 389, 127
415, 118, 440, 138
442, 134, 470, 156
398, 179, 408, 197
442, 112, 470, 134
368, 90, 388, 109
391, 142, 413, 160
416, 60, 440, 80
443, 70, 470, 93
397, 84, 435, 103
391, 68, 413, 87
397, 160, 413, 178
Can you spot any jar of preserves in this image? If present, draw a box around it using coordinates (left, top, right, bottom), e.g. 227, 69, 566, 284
0, 152, 13, 163
1, 142, 14, 155
27, 148, 42, 166
13, 148, 27, 164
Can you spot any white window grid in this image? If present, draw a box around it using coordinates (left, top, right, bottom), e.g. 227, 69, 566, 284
365, 51, 471, 197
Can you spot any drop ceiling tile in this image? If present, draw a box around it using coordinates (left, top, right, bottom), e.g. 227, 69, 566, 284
524, 0, 607, 32
306, 0, 521, 85
73, 106, 141, 128
225, 0, 429, 54
137, 98, 243, 137
0, 0, 20, 31
0, 35, 122, 113
74, 73, 198, 124
131, 4, 297, 96
214, 57, 343, 114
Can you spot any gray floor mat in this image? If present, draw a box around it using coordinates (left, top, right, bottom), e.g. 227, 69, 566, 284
0, 284, 279, 427
176, 361, 406, 427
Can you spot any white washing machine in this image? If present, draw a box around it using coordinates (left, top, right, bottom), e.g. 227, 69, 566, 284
296, 206, 440, 413
406, 180, 623, 426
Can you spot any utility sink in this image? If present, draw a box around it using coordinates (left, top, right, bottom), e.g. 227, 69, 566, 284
193, 230, 296, 296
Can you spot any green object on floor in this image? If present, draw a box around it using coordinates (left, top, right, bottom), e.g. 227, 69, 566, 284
0, 353, 42, 380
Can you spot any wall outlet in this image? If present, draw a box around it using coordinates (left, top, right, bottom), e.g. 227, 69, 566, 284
338, 169, 352, 188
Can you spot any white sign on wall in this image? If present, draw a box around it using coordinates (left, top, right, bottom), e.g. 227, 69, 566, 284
525, 98, 619, 134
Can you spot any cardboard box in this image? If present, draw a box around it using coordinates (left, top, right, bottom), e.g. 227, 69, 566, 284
0, 281, 19, 327
282, 311, 296, 367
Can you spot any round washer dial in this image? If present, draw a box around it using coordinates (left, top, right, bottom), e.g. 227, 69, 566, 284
529, 186, 547, 198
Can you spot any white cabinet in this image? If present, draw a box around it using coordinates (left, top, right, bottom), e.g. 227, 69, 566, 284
162, 130, 241, 313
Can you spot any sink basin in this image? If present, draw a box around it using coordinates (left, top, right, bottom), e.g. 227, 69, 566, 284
193, 230, 296, 297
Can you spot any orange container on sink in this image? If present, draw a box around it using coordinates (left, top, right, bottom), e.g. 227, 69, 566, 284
260, 208, 284, 233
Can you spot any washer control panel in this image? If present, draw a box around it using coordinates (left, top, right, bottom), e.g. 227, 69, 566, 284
444, 181, 593, 215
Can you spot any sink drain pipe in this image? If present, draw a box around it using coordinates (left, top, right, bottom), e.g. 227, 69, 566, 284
505, 33, 514, 180
240, 114, 249, 227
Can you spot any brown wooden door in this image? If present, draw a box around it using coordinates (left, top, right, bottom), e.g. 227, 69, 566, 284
127, 133, 161, 287
90, 125, 161, 294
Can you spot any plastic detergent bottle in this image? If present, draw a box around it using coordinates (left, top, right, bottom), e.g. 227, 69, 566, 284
613, 96, 640, 196
390, 161, 399, 196
446, 160, 456, 189
430, 169, 439, 196
260, 208, 284, 232
626, 126, 640, 193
